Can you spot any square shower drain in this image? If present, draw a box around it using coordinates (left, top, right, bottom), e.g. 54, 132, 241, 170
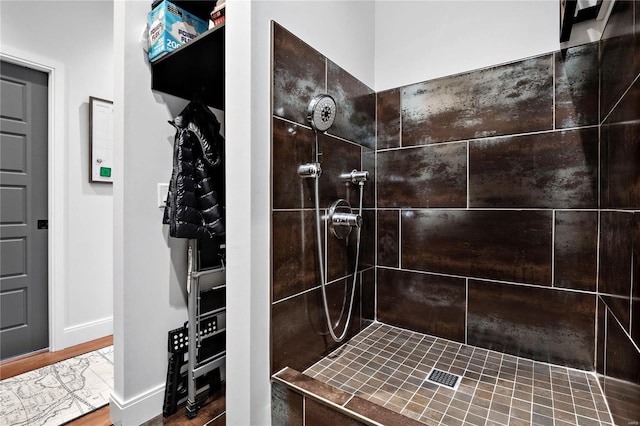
425, 368, 461, 391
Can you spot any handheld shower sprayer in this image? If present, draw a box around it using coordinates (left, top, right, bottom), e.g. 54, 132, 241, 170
296, 94, 369, 343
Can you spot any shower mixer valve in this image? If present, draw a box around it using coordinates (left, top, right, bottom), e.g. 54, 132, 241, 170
331, 211, 362, 228
340, 169, 369, 184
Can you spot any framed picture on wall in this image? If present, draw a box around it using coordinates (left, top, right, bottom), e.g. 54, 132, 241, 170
89, 96, 114, 183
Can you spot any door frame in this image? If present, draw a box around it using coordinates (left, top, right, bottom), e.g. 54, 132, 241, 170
1, 46, 66, 352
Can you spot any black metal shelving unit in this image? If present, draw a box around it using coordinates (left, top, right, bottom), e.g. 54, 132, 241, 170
150, 1, 224, 110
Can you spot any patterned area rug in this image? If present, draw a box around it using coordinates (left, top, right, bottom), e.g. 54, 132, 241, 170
0, 346, 113, 426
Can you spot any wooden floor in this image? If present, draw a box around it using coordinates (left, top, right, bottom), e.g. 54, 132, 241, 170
0, 335, 113, 380
0, 336, 225, 425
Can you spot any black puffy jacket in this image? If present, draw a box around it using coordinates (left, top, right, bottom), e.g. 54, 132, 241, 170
163, 101, 225, 239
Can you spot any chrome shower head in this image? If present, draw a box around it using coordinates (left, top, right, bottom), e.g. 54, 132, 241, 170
307, 94, 336, 132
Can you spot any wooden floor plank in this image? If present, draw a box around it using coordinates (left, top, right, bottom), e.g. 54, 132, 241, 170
0, 335, 113, 380
65, 395, 226, 426
65, 405, 111, 426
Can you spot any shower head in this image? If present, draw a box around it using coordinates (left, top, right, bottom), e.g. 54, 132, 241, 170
307, 94, 337, 132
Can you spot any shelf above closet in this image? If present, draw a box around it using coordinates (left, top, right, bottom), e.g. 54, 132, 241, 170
150, 23, 225, 110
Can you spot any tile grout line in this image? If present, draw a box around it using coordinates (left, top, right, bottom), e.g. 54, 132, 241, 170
381, 333, 432, 414
435, 342, 468, 424
374, 124, 600, 153
552, 209, 556, 287
413, 338, 463, 423
328, 325, 407, 399
444, 342, 482, 424
552, 52, 556, 131
371, 330, 426, 408
307, 323, 615, 426
565, 365, 580, 425
375, 265, 599, 296
306, 324, 380, 379
467, 140, 470, 210
398, 209, 402, 270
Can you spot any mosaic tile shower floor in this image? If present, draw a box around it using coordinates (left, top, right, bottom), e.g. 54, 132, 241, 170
304, 323, 613, 426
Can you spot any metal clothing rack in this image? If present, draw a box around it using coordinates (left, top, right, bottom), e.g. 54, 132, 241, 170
185, 238, 226, 419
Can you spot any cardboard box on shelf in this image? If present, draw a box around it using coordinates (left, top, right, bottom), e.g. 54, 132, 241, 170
210, 0, 225, 27
148, 0, 208, 62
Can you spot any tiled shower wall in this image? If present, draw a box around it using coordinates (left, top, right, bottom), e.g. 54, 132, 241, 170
596, 1, 640, 424
270, 23, 376, 374
375, 1, 639, 424
376, 42, 599, 369
270, 4, 639, 423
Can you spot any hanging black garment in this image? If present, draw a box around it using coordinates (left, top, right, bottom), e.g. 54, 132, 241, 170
163, 101, 225, 238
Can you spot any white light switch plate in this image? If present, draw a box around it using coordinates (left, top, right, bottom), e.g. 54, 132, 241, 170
157, 183, 169, 208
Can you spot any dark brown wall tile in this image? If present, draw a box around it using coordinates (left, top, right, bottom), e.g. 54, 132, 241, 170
633, 298, 640, 349
401, 56, 553, 145
599, 211, 633, 298
272, 289, 330, 373
362, 148, 375, 209
401, 210, 552, 285
318, 133, 363, 209
601, 295, 631, 334
601, 121, 640, 209
327, 60, 375, 149
377, 268, 466, 342
305, 399, 366, 426
637, 0, 640, 35
469, 129, 598, 209
378, 143, 467, 208
361, 268, 375, 322
601, 375, 640, 426
327, 224, 351, 283
272, 380, 303, 426
273, 210, 321, 302
554, 211, 598, 291
605, 307, 640, 384
272, 283, 358, 373
327, 212, 372, 284
468, 280, 595, 369
634, 213, 640, 346
604, 77, 640, 125
377, 210, 399, 268
554, 44, 599, 128
272, 118, 314, 209
359, 210, 375, 269
377, 88, 400, 149
597, 296, 606, 375
600, 33, 640, 122
273, 23, 326, 125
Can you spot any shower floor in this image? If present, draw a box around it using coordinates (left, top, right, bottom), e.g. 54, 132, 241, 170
303, 323, 613, 426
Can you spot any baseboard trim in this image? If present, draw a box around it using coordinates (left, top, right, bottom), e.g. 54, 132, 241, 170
109, 384, 165, 426
63, 317, 113, 348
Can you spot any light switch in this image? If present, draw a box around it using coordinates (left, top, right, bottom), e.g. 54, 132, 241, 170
157, 183, 169, 208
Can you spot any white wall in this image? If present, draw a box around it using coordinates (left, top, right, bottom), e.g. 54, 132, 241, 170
111, 1, 201, 424
374, 0, 560, 91
0, 1, 114, 348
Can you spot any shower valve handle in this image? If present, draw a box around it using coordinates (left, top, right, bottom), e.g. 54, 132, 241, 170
340, 169, 369, 184
331, 212, 362, 228
298, 163, 322, 178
